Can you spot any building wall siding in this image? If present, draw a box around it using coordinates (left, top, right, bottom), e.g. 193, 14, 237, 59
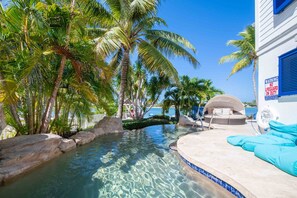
257, 0, 297, 52
256, 0, 297, 124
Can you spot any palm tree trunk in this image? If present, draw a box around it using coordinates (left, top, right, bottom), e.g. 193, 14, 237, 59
39, 0, 76, 133
25, 86, 34, 134
117, 49, 130, 119
253, 59, 258, 107
40, 56, 67, 133
175, 106, 180, 122
143, 93, 162, 119
134, 78, 143, 120
0, 103, 7, 135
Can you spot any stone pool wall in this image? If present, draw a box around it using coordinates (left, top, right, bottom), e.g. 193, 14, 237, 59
0, 117, 125, 186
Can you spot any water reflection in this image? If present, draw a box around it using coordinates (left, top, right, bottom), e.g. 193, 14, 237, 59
0, 125, 226, 198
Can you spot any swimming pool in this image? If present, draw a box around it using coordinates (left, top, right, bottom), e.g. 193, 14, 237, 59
0, 125, 228, 197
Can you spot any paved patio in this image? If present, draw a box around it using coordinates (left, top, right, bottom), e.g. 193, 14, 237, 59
177, 123, 297, 198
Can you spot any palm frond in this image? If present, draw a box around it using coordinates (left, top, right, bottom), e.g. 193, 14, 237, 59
130, 0, 159, 17
95, 27, 128, 57
138, 40, 178, 82
220, 25, 256, 78
146, 30, 196, 53
228, 57, 252, 78
219, 51, 244, 64
146, 35, 199, 67
103, 0, 122, 20
135, 16, 167, 30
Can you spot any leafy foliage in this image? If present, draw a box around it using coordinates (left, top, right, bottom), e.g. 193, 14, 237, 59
122, 118, 171, 130
219, 25, 258, 105
121, 59, 171, 120
0, 0, 115, 135
163, 75, 223, 120
93, 0, 199, 118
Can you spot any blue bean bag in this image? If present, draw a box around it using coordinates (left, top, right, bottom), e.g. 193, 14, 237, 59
227, 134, 296, 152
269, 121, 297, 136
227, 121, 297, 152
254, 145, 297, 177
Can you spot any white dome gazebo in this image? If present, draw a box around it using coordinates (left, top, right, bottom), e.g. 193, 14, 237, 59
203, 95, 246, 125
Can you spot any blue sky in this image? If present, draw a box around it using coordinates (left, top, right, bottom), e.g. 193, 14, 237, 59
157, 0, 255, 102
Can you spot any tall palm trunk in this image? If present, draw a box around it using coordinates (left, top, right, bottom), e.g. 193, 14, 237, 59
25, 85, 34, 134
252, 59, 258, 107
40, 56, 67, 133
117, 49, 130, 119
134, 77, 143, 120
0, 103, 6, 134
39, 0, 76, 133
175, 105, 180, 122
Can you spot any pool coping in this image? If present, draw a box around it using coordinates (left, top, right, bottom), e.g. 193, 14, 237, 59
179, 155, 247, 198
176, 124, 297, 198
178, 148, 255, 198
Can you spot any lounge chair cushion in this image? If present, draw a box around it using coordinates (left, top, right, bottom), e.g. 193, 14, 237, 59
213, 108, 223, 115
227, 134, 296, 152
254, 145, 297, 176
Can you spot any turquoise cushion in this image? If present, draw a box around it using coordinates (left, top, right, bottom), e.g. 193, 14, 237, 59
267, 130, 297, 144
269, 121, 297, 136
227, 135, 296, 152
254, 145, 297, 177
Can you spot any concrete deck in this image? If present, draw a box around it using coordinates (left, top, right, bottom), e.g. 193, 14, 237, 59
177, 124, 297, 198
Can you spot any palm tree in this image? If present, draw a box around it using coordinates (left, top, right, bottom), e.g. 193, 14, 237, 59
163, 87, 181, 121
163, 76, 223, 121
38, 0, 78, 133
94, 0, 198, 119
0, 0, 116, 135
125, 60, 171, 120
39, 0, 112, 133
200, 79, 223, 101
219, 25, 258, 106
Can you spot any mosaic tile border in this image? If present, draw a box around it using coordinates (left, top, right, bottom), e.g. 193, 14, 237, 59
180, 155, 245, 198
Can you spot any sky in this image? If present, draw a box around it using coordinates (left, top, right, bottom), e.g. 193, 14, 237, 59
157, 0, 255, 102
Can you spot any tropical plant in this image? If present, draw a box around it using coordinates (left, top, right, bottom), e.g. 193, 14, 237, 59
94, 0, 199, 118
197, 79, 223, 106
219, 25, 258, 106
163, 86, 181, 121
124, 60, 171, 120
163, 75, 223, 121
0, 0, 115, 135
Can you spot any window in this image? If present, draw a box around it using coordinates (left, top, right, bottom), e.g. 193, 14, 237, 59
274, 0, 294, 14
279, 48, 297, 96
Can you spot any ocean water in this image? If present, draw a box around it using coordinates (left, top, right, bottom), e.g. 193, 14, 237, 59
145, 107, 258, 118
245, 107, 258, 117
0, 125, 228, 198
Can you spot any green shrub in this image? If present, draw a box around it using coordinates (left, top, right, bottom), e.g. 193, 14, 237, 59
151, 115, 170, 120
123, 118, 172, 130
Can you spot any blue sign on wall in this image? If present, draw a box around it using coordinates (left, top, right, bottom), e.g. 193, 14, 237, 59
265, 76, 279, 100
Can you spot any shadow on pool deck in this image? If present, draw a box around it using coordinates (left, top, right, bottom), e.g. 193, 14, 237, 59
177, 124, 297, 198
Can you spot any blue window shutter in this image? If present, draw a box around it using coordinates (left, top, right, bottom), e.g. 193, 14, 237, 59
279, 48, 297, 96
274, 0, 294, 14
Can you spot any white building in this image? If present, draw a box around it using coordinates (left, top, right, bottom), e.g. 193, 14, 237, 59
255, 0, 297, 124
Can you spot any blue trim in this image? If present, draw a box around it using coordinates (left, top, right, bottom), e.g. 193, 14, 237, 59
274, 0, 294, 14
278, 48, 297, 97
180, 155, 246, 198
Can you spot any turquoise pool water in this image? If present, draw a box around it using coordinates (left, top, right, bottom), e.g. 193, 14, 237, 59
0, 125, 228, 198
